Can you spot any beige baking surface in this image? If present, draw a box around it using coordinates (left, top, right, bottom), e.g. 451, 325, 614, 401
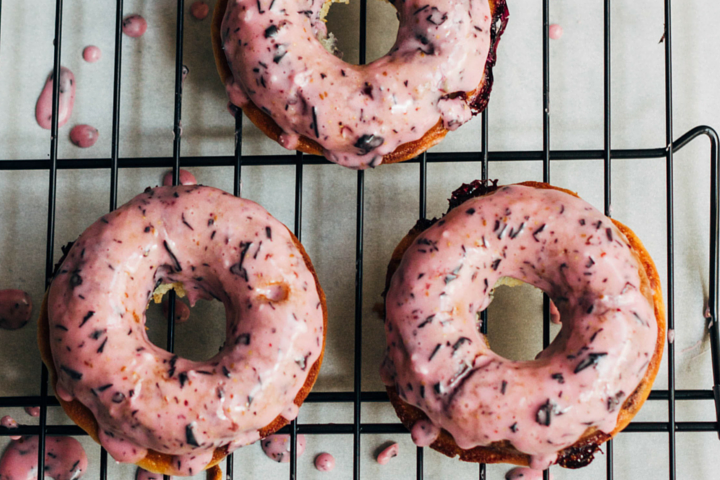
1, 0, 719, 478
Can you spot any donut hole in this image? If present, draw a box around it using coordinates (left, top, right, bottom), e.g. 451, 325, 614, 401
324, 0, 399, 64
484, 279, 563, 362
144, 285, 228, 363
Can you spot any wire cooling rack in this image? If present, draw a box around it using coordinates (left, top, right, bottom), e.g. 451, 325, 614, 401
1, 0, 720, 479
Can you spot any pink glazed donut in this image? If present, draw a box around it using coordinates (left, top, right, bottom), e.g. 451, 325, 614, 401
39, 185, 326, 477
212, 0, 508, 169
381, 181, 665, 470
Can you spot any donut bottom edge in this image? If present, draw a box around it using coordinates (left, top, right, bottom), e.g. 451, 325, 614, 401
37, 226, 328, 478
383, 181, 666, 469
210, 0, 508, 167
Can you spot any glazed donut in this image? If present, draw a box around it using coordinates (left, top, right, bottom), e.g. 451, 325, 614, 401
381, 181, 665, 469
38, 185, 326, 477
211, 0, 508, 169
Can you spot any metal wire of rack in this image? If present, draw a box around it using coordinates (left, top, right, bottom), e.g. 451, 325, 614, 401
1, 0, 720, 479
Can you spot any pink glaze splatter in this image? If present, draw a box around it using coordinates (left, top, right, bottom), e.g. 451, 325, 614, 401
82, 46, 102, 63
0, 435, 88, 480
190, 2, 209, 20
227, 102, 241, 118
123, 14, 147, 38
24, 407, 40, 417
35, 67, 75, 130
162, 298, 191, 324
261, 435, 306, 463
162, 169, 197, 186
1, 416, 20, 441
0, 289, 33, 330
376, 443, 399, 465
506, 467, 553, 480
70, 125, 99, 148
549, 24, 563, 40
136, 467, 168, 480
314, 453, 335, 472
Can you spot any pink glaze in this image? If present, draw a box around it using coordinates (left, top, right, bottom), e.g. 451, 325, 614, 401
47, 186, 324, 475
220, 0, 495, 169
0, 289, 33, 330
1, 416, 20, 441
123, 14, 147, 38
70, 125, 99, 148
83, 46, 102, 63
506, 467, 553, 480
162, 298, 191, 324
376, 443, 399, 465
24, 406, 40, 417
190, 1, 210, 20
314, 452, 335, 472
382, 184, 659, 470
260, 434, 306, 463
0, 435, 88, 480
35, 67, 75, 130
549, 24, 563, 40
163, 169, 197, 186
136, 467, 167, 480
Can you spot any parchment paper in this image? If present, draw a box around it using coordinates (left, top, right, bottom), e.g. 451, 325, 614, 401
1, 0, 719, 478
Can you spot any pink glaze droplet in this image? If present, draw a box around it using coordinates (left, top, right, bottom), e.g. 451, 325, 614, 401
376, 443, 399, 465
410, 420, 439, 447
190, 1, 210, 20
82, 46, 102, 63
123, 14, 147, 38
549, 24, 563, 40
70, 125, 99, 148
24, 406, 40, 417
162, 298, 191, 324
0, 435, 88, 480
0, 289, 33, 330
505, 467, 553, 480
314, 453, 335, 472
1, 416, 21, 441
136, 467, 168, 480
261, 434, 306, 463
35, 67, 75, 130
162, 169, 197, 186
